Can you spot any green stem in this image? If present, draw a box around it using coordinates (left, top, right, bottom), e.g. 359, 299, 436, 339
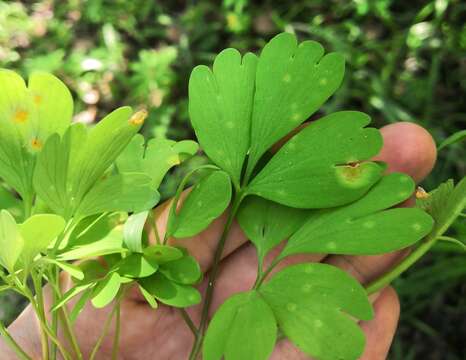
366, 233, 439, 294
189, 192, 245, 360
0, 320, 32, 360
111, 302, 121, 360
149, 211, 161, 245
31, 271, 49, 360
179, 308, 198, 338
254, 257, 281, 289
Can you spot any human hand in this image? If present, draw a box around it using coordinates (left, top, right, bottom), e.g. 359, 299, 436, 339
3, 122, 436, 360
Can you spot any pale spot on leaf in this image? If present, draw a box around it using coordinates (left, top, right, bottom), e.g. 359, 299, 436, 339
412, 223, 422, 231
319, 78, 328, 85
302, 284, 311, 293
327, 242, 337, 250
314, 319, 323, 328
363, 221, 375, 229
283, 74, 291, 83
287, 303, 297, 312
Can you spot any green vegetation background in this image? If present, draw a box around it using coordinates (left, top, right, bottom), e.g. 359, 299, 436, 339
0, 1, 464, 358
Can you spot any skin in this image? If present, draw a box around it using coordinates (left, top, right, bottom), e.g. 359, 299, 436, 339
0, 122, 437, 360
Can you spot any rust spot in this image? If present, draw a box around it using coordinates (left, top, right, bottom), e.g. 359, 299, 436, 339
415, 186, 429, 199
34, 95, 42, 105
31, 138, 43, 150
337, 162, 362, 182
129, 109, 148, 125
13, 110, 28, 123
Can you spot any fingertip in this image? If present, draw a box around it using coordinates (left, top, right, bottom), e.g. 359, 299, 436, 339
375, 122, 437, 183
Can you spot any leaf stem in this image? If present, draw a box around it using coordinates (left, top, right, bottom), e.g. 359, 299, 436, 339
189, 192, 245, 360
254, 257, 281, 289
111, 302, 121, 360
366, 233, 439, 294
31, 270, 49, 360
179, 308, 198, 338
89, 302, 119, 360
0, 320, 32, 360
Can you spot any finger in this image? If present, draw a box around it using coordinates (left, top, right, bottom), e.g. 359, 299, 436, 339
360, 286, 400, 360
153, 122, 436, 276
325, 122, 437, 285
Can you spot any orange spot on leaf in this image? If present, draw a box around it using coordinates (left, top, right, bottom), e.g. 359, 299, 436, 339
13, 110, 28, 123
129, 109, 148, 125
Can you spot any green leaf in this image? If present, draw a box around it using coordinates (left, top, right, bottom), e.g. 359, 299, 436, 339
246, 32, 345, 177
0, 210, 23, 272
159, 255, 201, 285
437, 130, 466, 151
259, 263, 373, 360
203, 291, 277, 360
27, 71, 73, 139
116, 253, 159, 279
18, 214, 65, 265
52, 283, 94, 312
75, 173, 159, 218
281, 173, 434, 258
69, 288, 94, 323
0, 70, 36, 202
189, 48, 257, 186
247, 111, 384, 208
91, 272, 122, 308
123, 211, 149, 253
0, 71, 72, 203
237, 196, 308, 263
138, 285, 158, 308
116, 134, 198, 188
143, 244, 184, 264
170, 171, 232, 238
33, 107, 146, 218
59, 216, 127, 261
418, 177, 466, 237
42, 258, 84, 280
139, 272, 201, 308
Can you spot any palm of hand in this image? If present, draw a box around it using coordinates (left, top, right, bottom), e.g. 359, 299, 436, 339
8, 122, 436, 360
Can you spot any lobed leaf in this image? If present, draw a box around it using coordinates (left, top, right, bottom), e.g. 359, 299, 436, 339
247, 111, 384, 208
159, 255, 201, 285
116, 134, 198, 189
281, 173, 434, 258
203, 291, 277, 360
189, 49, 257, 186
75, 173, 159, 219
143, 244, 184, 264
116, 253, 159, 279
246, 32, 345, 177
259, 263, 373, 360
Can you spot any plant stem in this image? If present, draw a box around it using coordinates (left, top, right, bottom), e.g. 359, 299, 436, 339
0, 320, 32, 360
89, 305, 118, 360
254, 257, 281, 289
111, 302, 121, 360
149, 210, 161, 245
31, 271, 49, 360
366, 233, 439, 294
189, 193, 244, 360
179, 308, 198, 338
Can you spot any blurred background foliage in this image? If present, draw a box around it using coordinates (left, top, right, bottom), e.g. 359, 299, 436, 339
0, 0, 464, 358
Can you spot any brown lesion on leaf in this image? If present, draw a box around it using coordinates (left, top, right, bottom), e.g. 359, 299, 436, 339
33, 95, 42, 105
336, 161, 363, 182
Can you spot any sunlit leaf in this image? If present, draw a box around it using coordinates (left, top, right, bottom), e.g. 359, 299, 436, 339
0, 210, 23, 272
246, 32, 345, 177
139, 272, 201, 308
116, 134, 198, 188
42, 258, 84, 280
170, 171, 232, 238
51, 283, 94, 312
189, 48, 257, 186
203, 291, 277, 360
34, 107, 146, 218
237, 196, 308, 263
91, 272, 122, 308
18, 214, 65, 265
259, 263, 373, 360
247, 111, 384, 208
75, 173, 159, 218
123, 211, 149, 253
281, 173, 433, 258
